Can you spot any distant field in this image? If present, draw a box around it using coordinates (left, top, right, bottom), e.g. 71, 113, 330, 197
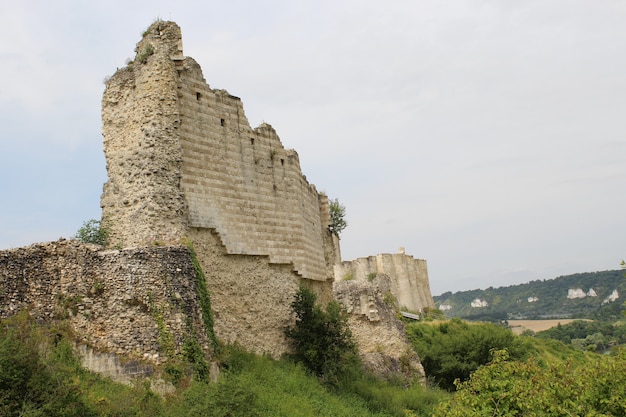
508, 319, 585, 334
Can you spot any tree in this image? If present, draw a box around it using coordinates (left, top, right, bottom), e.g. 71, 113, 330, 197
328, 198, 348, 236
405, 318, 528, 390
75, 219, 108, 246
284, 287, 358, 384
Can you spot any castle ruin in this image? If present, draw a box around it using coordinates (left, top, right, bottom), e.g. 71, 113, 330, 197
1, 20, 434, 383
100, 20, 339, 356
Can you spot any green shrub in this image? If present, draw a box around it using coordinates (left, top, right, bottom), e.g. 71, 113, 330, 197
137, 43, 154, 64
432, 348, 626, 417
75, 218, 109, 246
0, 312, 95, 417
284, 287, 358, 385
406, 318, 529, 390
328, 198, 348, 236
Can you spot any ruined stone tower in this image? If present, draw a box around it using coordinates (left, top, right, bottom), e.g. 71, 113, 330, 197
101, 20, 338, 355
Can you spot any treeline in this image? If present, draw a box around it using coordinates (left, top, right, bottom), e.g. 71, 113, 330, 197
535, 319, 626, 352
434, 270, 625, 320
405, 318, 626, 416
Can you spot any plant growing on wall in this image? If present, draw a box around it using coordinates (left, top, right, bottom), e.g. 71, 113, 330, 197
329, 198, 348, 236
75, 219, 109, 246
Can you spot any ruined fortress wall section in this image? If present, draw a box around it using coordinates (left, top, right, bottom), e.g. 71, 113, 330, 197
176, 56, 331, 281
0, 240, 211, 365
101, 22, 187, 247
187, 228, 300, 357
335, 253, 436, 312
102, 20, 334, 281
333, 277, 426, 383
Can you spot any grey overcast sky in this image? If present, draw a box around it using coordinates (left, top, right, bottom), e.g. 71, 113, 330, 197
1, 0, 625, 294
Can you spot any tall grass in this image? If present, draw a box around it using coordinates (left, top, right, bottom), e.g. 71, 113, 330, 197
0, 315, 448, 416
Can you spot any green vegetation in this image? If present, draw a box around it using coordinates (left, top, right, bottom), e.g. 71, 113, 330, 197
184, 239, 218, 352
434, 269, 626, 321
0, 312, 95, 416
405, 319, 531, 390
0, 313, 446, 416
283, 287, 358, 385
75, 218, 109, 246
535, 319, 626, 352
432, 348, 626, 417
328, 198, 348, 236
165, 346, 446, 417
6, 306, 626, 416
136, 43, 154, 64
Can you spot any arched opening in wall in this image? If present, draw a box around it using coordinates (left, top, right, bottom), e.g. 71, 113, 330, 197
220, 118, 226, 127
280, 158, 284, 166
250, 138, 255, 145
196, 92, 201, 101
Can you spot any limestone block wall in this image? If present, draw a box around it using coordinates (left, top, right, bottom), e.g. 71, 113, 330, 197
101, 20, 334, 282
335, 250, 436, 312
176, 58, 330, 281
0, 240, 212, 369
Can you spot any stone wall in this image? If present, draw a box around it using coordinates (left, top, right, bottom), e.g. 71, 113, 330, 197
98, 20, 339, 357
333, 276, 425, 383
101, 20, 334, 282
186, 228, 300, 356
101, 22, 187, 247
335, 249, 436, 313
0, 240, 212, 371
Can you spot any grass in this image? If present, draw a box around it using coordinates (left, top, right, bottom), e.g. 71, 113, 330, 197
0, 313, 448, 416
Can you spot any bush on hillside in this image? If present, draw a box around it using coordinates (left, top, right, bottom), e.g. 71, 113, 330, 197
432, 348, 626, 417
284, 286, 358, 385
405, 318, 530, 390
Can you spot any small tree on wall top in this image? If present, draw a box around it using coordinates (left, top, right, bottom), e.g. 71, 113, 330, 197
329, 198, 348, 236
75, 219, 109, 246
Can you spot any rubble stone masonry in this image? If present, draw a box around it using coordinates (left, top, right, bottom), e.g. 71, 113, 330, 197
0, 240, 211, 370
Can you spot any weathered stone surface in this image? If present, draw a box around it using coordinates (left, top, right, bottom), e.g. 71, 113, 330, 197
0, 239, 211, 368
0, 20, 439, 386
99, 19, 341, 358
333, 275, 425, 383
335, 249, 435, 313
101, 20, 335, 282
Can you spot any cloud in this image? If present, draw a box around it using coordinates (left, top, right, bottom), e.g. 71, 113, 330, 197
1, 0, 625, 294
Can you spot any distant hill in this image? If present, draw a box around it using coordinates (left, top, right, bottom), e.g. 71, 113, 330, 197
434, 270, 625, 321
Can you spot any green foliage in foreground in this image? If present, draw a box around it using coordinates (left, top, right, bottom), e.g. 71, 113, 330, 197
433, 348, 626, 417
0, 312, 95, 417
167, 347, 447, 417
0, 313, 448, 416
405, 319, 532, 391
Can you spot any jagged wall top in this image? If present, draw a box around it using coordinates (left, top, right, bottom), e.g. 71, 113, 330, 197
101, 21, 335, 281
334, 249, 436, 312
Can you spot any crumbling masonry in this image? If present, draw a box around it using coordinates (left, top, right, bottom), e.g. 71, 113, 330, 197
1, 20, 435, 382
101, 20, 338, 356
